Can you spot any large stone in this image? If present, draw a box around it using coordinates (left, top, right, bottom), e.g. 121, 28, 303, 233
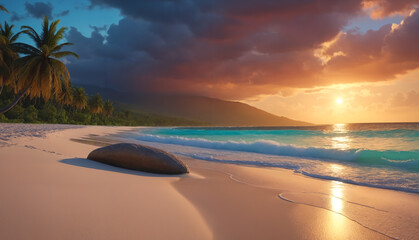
87, 143, 189, 174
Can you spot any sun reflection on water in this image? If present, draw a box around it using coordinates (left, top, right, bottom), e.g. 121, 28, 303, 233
330, 164, 345, 173
333, 123, 347, 133
331, 124, 351, 150
331, 136, 350, 150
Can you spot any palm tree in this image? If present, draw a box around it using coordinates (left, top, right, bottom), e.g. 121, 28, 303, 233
72, 87, 88, 110
0, 16, 78, 114
0, 5, 8, 13
57, 84, 73, 106
0, 22, 22, 94
0, 7, 13, 95
103, 100, 114, 116
89, 93, 104, 114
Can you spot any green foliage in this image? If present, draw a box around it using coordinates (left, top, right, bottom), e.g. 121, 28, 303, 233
23, 105, 38, 122
56, 108, 68, 123
0, 21, 21, 87
39, 104, 57, 123
73, 111, 91, 124
13, 16, 78, 101
89, 94, 104, 114
0, 84, 205, 126
5, 103, 23, 119
0, 114, 7, 122
103, 100, 113, 116
0, 16, 78, 115
72, 87, 87, 109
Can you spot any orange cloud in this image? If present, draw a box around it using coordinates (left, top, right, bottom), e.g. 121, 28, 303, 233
320, 9, 419, 85
363, 0, 419, 19
67, 1, 419, 101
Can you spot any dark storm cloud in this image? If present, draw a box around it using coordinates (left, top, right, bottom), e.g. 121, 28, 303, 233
64, 0, 419, 99
89, 25, 107, 32
8, 2, 70, 21
25, 1, 53, 19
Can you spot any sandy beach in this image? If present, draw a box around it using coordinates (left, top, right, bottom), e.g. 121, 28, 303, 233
2, 0, 419, 239
1, 123, 418, 240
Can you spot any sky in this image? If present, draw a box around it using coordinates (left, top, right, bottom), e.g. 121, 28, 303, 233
1, 0, 419, 124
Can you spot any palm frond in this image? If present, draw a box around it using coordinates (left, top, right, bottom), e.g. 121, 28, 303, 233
57, 85, 73, 105
10, 31, 24, 43
0, 21, 22, 44
41, 16, 50, 45
10, 42, 41, 55
89, 94, 104, 114
0, 5, 9, 13
21, 26, 41, 46
51, 42, 73, 53
54, 26, 66, 40
103, 100, 114, 116
72, 87, 88, 109
52, 51, 79, 59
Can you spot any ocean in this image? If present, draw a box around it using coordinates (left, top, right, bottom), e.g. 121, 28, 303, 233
126, 122, 419, 193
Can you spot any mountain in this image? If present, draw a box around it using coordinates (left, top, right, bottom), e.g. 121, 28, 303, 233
77, 84, 311, 126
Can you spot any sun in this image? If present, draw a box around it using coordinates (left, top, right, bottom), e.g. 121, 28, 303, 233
336, 98, 343, 104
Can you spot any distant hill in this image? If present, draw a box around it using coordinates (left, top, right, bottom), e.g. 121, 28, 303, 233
77, 84, 311, 126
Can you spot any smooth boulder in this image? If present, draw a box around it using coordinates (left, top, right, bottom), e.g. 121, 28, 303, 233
87, 143, 189, 174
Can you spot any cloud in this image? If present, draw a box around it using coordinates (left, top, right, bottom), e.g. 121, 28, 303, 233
66, 16, 326, 99
392, 90, 419, 107
63, 0, 419, 99
10, 11, 24, 21
10, 2, 69, 21
55, 9, 70, 17
25, 1, 53, 19
89, 25, 107, 32
363, 0, 419, 18
322, 8, 419, 83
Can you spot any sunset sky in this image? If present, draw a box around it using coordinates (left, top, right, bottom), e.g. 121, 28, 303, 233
1, 0, 419, 124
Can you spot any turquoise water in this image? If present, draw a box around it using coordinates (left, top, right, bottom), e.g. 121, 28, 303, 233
130, 123, 419, 193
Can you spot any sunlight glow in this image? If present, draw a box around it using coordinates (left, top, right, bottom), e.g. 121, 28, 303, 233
314, 32, 345, 65
331, 136, 350, 150
336, 98, 343, 104
330, 181, 344, 213
331, 124, 351, 149
333, 123, 347, 133
330, 164, 345, 173
327, 180, 347, 238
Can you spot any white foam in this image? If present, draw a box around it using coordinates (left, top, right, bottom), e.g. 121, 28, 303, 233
130, 136, 419, 194
135, 134, 358, 162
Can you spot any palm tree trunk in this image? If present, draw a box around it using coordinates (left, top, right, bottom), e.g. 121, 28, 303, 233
0, 81, 33, 114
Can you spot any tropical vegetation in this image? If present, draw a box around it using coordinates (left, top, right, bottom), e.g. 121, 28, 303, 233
0, 4, 203, 126
0, 84, 204, 125
0, 16, 78, 113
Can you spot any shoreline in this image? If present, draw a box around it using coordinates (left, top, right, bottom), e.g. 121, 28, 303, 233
107, 129, 419, 195
123, 126, 419, 194
1, 123, 418, 239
